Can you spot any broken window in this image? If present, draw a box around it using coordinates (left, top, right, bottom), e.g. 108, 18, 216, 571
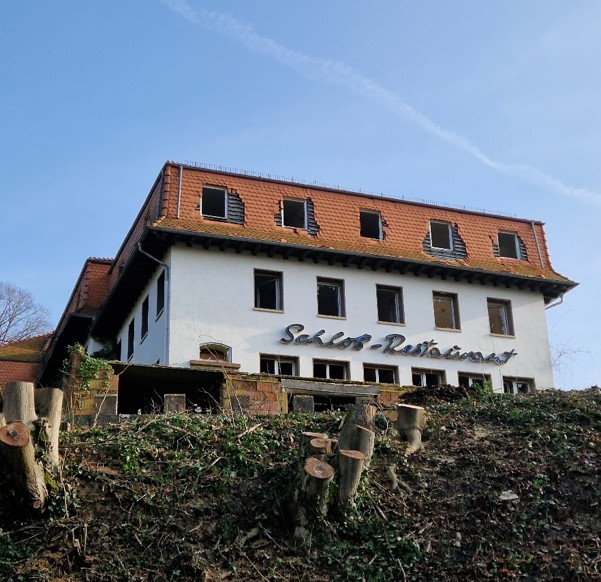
156, 270, 165, 318
364, 364, 397, 384
503, 377, 534, 394
430, 221, 452, 250
260, 355, 297, 376
360, 211, 382, 239
141, 295, 149, 341
282, 198, 307, 229
433, 292, 460, 330
498, 232, 520, 259
254, 270, 283, 311
376, 285, 404, 324
317, 277, 345, 317
488, 298, 514, 336
412, 368, 444, 387
127, 319, 135, 361
313, 359, 348, 380
201, 186, 228, 219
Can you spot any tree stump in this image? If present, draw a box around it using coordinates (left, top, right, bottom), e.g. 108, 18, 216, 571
355, 425, 375, 469
338, 449, 365, 507
3, 381, 37, 427
34, 388, 63, 465
0, 422, 48, 509
396, 404, 426, 453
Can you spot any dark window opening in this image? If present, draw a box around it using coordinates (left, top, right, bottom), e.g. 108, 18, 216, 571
116, 340, 122, 361
364, 365, 397, 384
317, 278, 345, 317
202, 186, 227, 219
282, 199, 306, 228
254, 270, 283, 310
498, 232, 520, 259
360, 211, 382, 239
376, 285, 404, 324
156, 271, 165, 318
430, 221, 452, 250
433, 292, 460, 329
313, 360, 348, 380
412, 368, 444, 387
141, 296, 149, 340
127, 319, 135, 361
503, 377, 533, 394
260, 355, 297, 375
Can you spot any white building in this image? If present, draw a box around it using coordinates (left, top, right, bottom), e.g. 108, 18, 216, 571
43, 162, 576, 409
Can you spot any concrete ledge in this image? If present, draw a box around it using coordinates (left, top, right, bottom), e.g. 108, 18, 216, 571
282, 378, 380, 396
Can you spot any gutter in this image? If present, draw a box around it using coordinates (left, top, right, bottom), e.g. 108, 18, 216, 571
137, 243, 171, 365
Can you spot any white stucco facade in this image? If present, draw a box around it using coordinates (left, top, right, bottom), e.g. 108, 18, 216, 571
119, 244, 555, 393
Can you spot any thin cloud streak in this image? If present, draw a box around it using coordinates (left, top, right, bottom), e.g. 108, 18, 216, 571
161, 0, 600, 207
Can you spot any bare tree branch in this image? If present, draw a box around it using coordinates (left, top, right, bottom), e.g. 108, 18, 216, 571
0, 282, 52, 345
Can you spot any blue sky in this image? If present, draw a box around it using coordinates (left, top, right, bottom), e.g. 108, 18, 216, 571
1, 1, 599, 388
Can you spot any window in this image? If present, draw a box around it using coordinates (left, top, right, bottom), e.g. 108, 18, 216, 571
313, 359, 349, 380
412, 368, 445, 387
260, 355, 298, 376
430, 221, 452, 250
376, 285, 404, 324
498, 232, 520, 259
254, 270, 283, 311
488, 298, 514, 336
433, 292, 460, 330
201, 186, 227, 219
282, 199, 307, 229
503, 377, 534, 394
199, 343, 231, 362
127, 319, 135, 361
116, 339, 122, 361
458, 373, 491, 389
360, 211, 382, 239
364, 364, 398, 384
141, 296, 149, 341
317, 277, 345, 317
156, 271, 165, 318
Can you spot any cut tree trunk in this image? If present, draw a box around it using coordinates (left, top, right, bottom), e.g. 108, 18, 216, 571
338, 399, 377, 450
338, 449, 365, 507
3, 381, 37, 427
34, 388, 63, 466
0, 422, 48, 509
396, 404, 426, 453
355, 425, 375, 469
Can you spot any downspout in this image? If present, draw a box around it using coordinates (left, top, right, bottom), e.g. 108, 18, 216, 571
138, 243, 170, 365
176, 165, 183, 219
545, 294, 564, 310
530, 221, 545, 269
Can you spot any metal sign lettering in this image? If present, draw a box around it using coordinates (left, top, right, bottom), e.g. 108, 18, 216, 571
280, 323, 517, 365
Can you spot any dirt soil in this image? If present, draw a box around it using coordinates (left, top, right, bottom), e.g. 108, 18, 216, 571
1, 387, 600, 581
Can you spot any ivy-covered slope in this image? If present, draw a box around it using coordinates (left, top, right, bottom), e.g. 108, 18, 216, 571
1, 387, 600, 581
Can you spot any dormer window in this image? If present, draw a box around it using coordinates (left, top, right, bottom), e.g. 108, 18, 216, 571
282, 199, 307, 229
201, 186, 227, 219
498, 232, 520, 259
360, 211, 382, 239
430, 221, 452, 250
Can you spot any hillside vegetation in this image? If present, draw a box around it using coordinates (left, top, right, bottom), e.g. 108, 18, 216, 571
1, 387, 600, 581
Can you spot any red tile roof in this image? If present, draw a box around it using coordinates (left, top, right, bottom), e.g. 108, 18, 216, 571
148, 163, 572, 285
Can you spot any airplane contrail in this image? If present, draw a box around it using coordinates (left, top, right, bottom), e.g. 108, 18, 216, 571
161, 0, 600, 207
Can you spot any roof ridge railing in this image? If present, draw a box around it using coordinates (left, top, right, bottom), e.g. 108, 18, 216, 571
181, 160, 517, 219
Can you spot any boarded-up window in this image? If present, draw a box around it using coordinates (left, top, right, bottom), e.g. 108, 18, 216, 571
433, 292, 460, 329
488, 299, 514, 335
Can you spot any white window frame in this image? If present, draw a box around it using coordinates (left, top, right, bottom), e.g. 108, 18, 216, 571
360, 210, 383, 240
260, 354, 298, 376
254, 270, 283, 311
458, 373, 491, 389
433, 291, 460, 330
430, 220, 453, 250
412, 367, 445, 387
364, 364, 398, 384
376, 285, 404, 324
487, 298, 514, 336
317, 277, 346, 318
282, 198, 307, 229
201, 186, 228, 220
498, 232, 521, 259
313, 359, 349, 380
503, 377, 534, 394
